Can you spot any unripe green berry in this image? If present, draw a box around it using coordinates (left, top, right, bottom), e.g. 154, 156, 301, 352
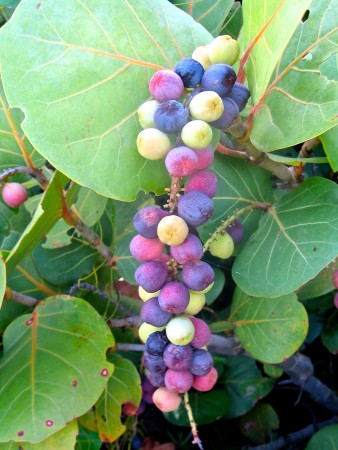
189, 91, 224, 122
181, 120, 212, 149
138, 286, 160, 302
138, 100, 160, 128
157, 215, 189, 246
209, 232, 234, 259
209, 35, 240, 66
166, 316, 195, 345
192, 46, 212, 70
138, 322, 165, 343
190, 282, 214, 295
184, 291, 206, 315
137, 128, 171, 160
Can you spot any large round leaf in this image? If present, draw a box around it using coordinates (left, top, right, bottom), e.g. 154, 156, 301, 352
306, 424, 338, 450
0, 296, 114, 443
0, 0, 212, 200
230, 288, 308, 363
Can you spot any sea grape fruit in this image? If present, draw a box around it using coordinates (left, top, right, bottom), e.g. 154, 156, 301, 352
158, 281, 190, 314
174, 58, 204, 88
182, 261, 215, 292
189, 91, 224, 122
181, 120, 213, 149
2, 182, 28, 208
190, 317, 212, 348
157, 215, 189, 246
170, 233, 203, 265
145, 331, 169, 356
139, 322, 166, 344
184, 291, 206, 315
142, 351, 166, 373
166, 316, 195, 346
130, 235, 164, 261
201, 64, 236, 98
226, 218, 245, 244
136, 128, 171, 160
138, 100, 160, 128
192, 367, 218, 392
209, 35, 240, 66
164, 369, 194, 393
146, 369, 166, 388
191, 349, 213, 376
134, 261, 168, 293
133, 206, 169, 239
192, 45, 212, 70
165, 146, 198, 178
140, 297, 172, 327
138, 286, 160, 302
154, 100, 189, 134
185, 170, 218, 198
209, 97, 239, 129
149, 70, 184, 102
177, 191, 213, 227
152, 386, 182, 412
229, 82, 250, 112
193, 145, 214, 170
163, 344, 193, 372
209, 232, 234, 259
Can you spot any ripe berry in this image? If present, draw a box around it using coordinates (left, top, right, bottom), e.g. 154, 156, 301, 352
129, 235, 164, 261
152, 386, 182, 412
209, 97, 239, 129
154, 100, 189, 134
192, 367, 218, 392
149, 70, 184, 102
190, 317, 212, 348
185, 170, 218, 198
226, 218, 245, 244
177, 191, 213, 227
193, 145, 214, 170
158, 281, 190, 314
165, 369, 193, 393
170, 233, 203, 265
133, 206, 169, 239
174, 58, 204, 88
229, 82, 251, 112
2, 182, 28, 208
163, 344, 193, 371
140, 297, 172, 327
145, 331, 169, 356
136, 128, 171, 160
182, 261, 215, 292
191, 349, 213, 376
201, 64, 236, 98
139, 322, 166, 344
134, 261, 168, 293
165, 146, 198, 178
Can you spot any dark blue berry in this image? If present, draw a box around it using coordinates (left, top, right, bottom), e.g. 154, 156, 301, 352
229, 82, 250, 112
201, 63, 236, 97
145, 331, 169, 356
177, 190, 213, 227
209, 97, 239, 129
154, 100, 189, 134
174, 58, 204, 88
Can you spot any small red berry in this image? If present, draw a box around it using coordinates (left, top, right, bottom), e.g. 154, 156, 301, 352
2, 182, 28, 208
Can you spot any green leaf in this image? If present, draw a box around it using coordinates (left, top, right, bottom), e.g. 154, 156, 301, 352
233, 178, 338, 297
95, 353, 141, 443
5, 171, 71, 273
240, 0, 311, 104
321, 310, 338, 354
209, 320, 233, 333
267, 154, 328, 165
0, 201, 31, 250
250, 0, 338, 151
0, 252, 5, 308
239, 403, 279, 444
0, 296, 114, 443
219, 355, 274, 418
230, 288, 308, 363
0, 0, 212, 201
171, 0, 233, 36
0, 76, 44, 171
220, 1, 243, 39
320, 126, 338, 172
76, 426, 101, 450
305, 424, 338, 450
199, 153, 274, 245
20, 420, 78, 450
297, 260, 338, 301
0, 0, 19, 22
165, 390, 231, 426
262, 364, 283, 379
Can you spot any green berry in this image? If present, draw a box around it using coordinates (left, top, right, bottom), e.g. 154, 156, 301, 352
138, 100, 160, 128
209, 35, 240, 66
189, 91, 224, 122
181, 120, 212, 149
192, 46, 212, 70
209, 232, 234, 259
136, 128, 171, 160
166, 316, 195, 345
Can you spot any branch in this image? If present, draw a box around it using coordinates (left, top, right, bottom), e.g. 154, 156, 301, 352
245, 416, 338, 450
184, 392, 204, 449
0, 166, 48, 190
217, 142, 249, 160
4, 287, 38, 307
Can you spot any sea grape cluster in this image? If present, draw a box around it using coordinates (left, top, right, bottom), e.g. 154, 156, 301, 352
133, 35, 249, 413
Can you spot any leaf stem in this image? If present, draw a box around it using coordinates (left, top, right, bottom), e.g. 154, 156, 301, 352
216, 142, 249, 159
0, 166, 48, 189
4, 287, 38, 307
184, 392, 204, 450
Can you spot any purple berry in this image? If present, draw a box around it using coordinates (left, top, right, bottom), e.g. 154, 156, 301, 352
201, 64, 236, 98
191, 349, 213, 376
130, 235, 165, 261
133, 206, 169, 239
174, 58, 204, 88
165, 146, 198, 178
154, 100, 189, 134
185, 170, 218, 198
177, 191, 213, 227
158, 281, 190, 314
163, 344, 193, 372
142, 351, 167, 373
170, 233, 203, 264
209, 97, 239, 129
190, 317, 212, 348
149, 70, 184, 102
145, 331, 169, 356
145, 369, 165, 387
165, 369, 193, 393
140, 297, 172, 327
193, 146, 214, 170
182, 261, 215, 291
225, 218, 245, 244
135, 261, 168, 292
229, 82, 250, 112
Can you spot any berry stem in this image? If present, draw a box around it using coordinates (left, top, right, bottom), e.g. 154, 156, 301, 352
0, 166, 48, 190
217, 142, 249, 160
203, 203, 270, 253
184, 392, 204, 450
167, 176, 181, 212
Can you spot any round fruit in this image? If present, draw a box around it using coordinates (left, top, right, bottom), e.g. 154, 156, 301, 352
174, 58, 204, 88
184, 291, 206, 315
165, 146, 198, 178
209, 35, 240, 65
201, 64, 236, 98
138, 100, 160, 128
209, 232, 234, 259
166, 316, 195, 346
154, 100, 189, 134
152, 386, 182, 412
192, 367, 218, 392
149, 70, 184, 102
157, 215, 189, 246
189, 91, 224, 122
177, 191, 213, 227
139, 322, 166, 344
136, 128, 171, 160
181, 120, 213, 149
2, 182, 28, 208
192, 45, 212, 70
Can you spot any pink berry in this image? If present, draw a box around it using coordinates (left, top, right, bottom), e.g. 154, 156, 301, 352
193, 146, 214, 170
165, 146, 198, 178
130, 235, 164, 261
192, 367, 218, 392
185, 170, 218, 198
164, 369, 193, 393
2, 182, 28, 208
170, 233, 203, 265
190, 317, 211, 348
149, 70, 184, 103
152, 386, 182, 412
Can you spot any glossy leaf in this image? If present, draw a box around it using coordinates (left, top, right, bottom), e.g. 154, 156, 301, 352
240, 0, 311, 104
0, 0, 19, 23
320, 126, 338, 172
0, 0, 212, 201
20, 420, 78, 449
305, 424, 338, 450
230, 288, 308, 363
267, 154, 328, 166
95, 353, 141, 443
297, 260, 338, 301
199, 153, 273, 245
0, 252, 5, 309
240, 403, 279, 444
171, 0, 233, 36
219, 355, 274, 418
0, 296, 114, 443
0, 201, 31, 250
221, 1, 243, 39
250, 0, 338, 151
233, 178, 338, 297
76, 426, 101, 450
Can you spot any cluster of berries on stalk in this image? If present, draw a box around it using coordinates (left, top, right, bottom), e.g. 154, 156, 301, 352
132, 36, 249, 413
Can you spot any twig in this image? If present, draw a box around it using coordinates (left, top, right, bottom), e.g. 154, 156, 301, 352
244, 416, 338, 450
0, 166, 48, 189
118, 343, 145, 352
166, 176, 181, 213
217, 142, 249, 160
299, 137, 320, 158
109, 317, 140, 328
184, 392, 204, 449
4, 287, 38, 307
